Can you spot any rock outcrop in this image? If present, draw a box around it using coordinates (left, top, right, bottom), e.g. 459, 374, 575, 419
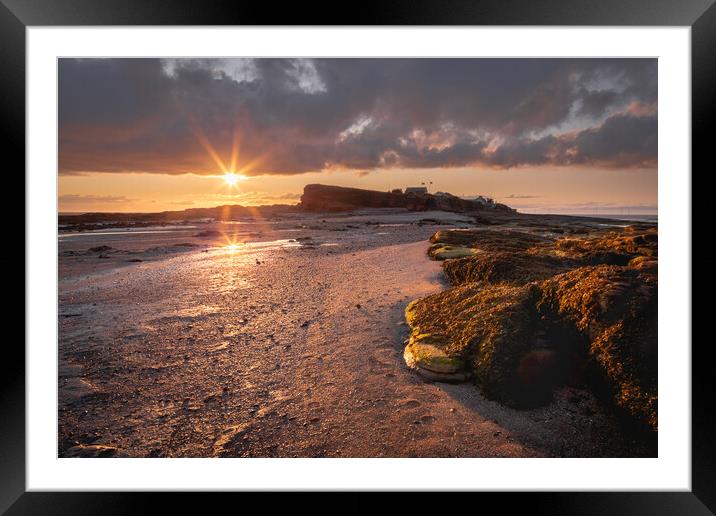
405, 225, 658, 431
59, 203, 301, 231
299, 184, 514, 213
300, 184, 409, 211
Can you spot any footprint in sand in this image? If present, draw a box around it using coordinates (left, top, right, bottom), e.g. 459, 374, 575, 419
59, 377, 100, 405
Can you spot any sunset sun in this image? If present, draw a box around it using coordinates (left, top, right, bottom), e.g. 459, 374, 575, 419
222, 172, 241, 186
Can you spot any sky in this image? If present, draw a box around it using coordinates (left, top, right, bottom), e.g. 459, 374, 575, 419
58, 58, 657, 214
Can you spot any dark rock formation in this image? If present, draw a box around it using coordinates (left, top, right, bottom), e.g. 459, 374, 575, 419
539, 261, 657, 430
300, 184, 408, 211
299, 184, 514, 213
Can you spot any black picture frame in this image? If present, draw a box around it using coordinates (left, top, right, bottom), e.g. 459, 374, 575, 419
4, 0, 711, 512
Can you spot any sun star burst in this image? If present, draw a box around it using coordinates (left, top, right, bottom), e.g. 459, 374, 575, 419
223, 173, 241, 186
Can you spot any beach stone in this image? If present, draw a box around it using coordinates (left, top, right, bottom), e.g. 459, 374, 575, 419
403, 333, 467, 382
88, 245, 113, 253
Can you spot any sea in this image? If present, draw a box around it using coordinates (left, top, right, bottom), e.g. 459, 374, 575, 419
579, 214, 658, 223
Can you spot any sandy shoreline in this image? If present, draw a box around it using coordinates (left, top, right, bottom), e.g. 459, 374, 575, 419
58, 210, 651, 457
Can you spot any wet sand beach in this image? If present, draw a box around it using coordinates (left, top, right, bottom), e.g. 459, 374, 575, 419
58, 209, 650, 457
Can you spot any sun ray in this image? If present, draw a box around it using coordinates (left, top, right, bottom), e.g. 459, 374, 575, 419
244, 204, 274, 238
237, 153, 266, 177
229, 129, 241, 174
222, 231, 245, 252
190, 125, 228, 174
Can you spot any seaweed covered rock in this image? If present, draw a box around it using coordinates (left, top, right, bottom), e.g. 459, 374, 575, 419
554, 230, 657, 262
430, 229, 552, 252
405, 224, 659, 431
428, 229, 555, 267
538, 264, 657, 430
404, 282, 558, 406
436, 228, 657, 287
442, 251, 575, 286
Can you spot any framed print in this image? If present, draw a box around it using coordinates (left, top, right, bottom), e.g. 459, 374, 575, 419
5, 0, 712, 512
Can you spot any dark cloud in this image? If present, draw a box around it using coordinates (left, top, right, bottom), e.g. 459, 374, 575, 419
59, 58, 657, 175
485, 111, 657, 169
567, 112, 657, 168
577, 88, 620, 118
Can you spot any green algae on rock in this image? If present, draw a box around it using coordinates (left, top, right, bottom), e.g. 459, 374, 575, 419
403, 338, 469, 382
427, 244, 479, 261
